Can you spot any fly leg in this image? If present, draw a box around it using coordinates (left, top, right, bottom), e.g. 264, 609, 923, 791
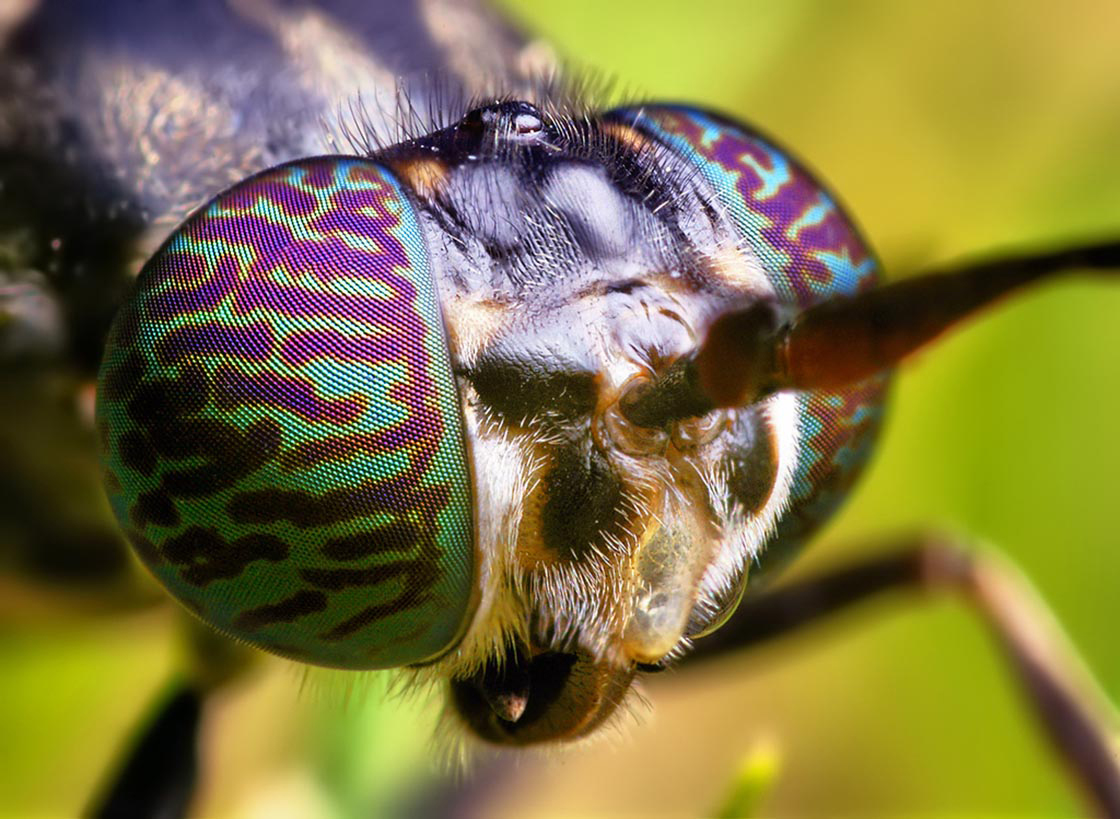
87, 618, 255, 819
680, 535, 1120, 819
89, 682, 201, 819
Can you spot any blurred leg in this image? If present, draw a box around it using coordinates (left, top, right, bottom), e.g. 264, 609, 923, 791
88, 618, 256, 819
89, 682, 201, 819
682, 534, 1120, 819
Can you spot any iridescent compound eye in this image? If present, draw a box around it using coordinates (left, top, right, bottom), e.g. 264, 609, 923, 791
606, 104, 887, 566
96, 157, 475, 669
607, 104, 879, 304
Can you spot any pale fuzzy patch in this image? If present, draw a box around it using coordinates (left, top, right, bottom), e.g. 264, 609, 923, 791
440, 291, 516, 367
411, 391, 538, 686
706, 241, 777, 302
526, 531, 631, 661
692, 390, 801, 622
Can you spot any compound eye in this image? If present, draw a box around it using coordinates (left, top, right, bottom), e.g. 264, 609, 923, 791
96, 157, 475, 669
604, 104, 878, 305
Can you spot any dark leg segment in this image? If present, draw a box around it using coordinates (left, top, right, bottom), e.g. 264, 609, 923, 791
88, 683, 202, 819
683, 535, 1120, 819
87, 618, 255, 819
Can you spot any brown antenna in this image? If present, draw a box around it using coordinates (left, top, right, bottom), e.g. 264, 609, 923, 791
619, 239, 1120, 429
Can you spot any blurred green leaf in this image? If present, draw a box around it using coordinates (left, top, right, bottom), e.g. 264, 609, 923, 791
712, 742, 781, 819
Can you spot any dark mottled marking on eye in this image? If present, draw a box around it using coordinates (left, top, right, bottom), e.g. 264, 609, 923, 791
541, 441, 625, 560
321, 523, 420, 561
96, 418, 111, 451
99, 349, 145, 402
724, 408, 779, 515
160, 417, 282, 496
324, 603, 408, 640
280, 428, 433, 472
126, 529, 163, 567
119, 430, 156, 475
277, 433, 382, 471
126, 380, 176, 424
301, 561, 417, 591
233, 590, 328, 630
321, 565, 438, 641
108, 303, 141, 349
143, 416, 229, 460
169, 363, 211, 413
125, 365, 213, 421
131, 488, 180, 528
228, 481, 449, 528
160, 526, 290, 586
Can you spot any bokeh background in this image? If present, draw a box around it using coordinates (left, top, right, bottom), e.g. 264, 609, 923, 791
3, 1, 1120, 817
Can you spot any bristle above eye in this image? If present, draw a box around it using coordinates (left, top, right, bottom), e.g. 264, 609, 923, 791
329, 65, 633, 159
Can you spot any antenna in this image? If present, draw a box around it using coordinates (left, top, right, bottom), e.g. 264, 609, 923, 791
619, 240, 1120, 429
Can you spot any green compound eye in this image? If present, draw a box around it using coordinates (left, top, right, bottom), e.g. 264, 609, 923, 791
96, 157, 476, 669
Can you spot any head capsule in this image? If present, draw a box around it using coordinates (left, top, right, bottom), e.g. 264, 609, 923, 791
96, 157, 475, 669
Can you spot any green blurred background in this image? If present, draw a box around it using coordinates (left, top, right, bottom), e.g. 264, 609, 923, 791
3, 2, 1120, 817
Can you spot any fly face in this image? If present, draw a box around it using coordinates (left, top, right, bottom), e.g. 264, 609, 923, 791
388, 101, 883, 744
97, 96, 883, 746
389, 101, 798, 742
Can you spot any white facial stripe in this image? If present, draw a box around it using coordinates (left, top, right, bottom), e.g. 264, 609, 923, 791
694, 390, 801, 618
430, 393, 532, 679
544, 164, 637, 258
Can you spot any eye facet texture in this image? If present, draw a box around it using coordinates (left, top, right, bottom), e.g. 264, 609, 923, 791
96, 157, 475, 669
608, 105, 888, 567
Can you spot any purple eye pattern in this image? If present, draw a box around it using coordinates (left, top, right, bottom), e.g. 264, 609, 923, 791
96, 157, 475, 669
